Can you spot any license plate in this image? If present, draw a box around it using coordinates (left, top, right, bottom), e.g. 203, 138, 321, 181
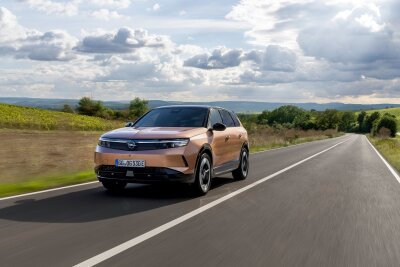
115, 159, 145, 168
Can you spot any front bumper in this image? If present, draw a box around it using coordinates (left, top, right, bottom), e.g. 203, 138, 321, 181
95, 165, 195, 184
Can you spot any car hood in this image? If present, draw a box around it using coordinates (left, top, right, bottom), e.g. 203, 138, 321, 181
101, 127, 208, 139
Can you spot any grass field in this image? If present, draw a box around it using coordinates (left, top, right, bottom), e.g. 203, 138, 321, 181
0, 103, 123, 131
368, 135, 400, 173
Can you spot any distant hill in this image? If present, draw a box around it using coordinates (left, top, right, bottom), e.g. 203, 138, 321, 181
0, 97, 399, 113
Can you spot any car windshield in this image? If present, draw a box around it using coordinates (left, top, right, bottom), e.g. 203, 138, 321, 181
133, 107, 209, 128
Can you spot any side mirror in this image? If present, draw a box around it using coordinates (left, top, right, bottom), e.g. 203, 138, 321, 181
212, 122, 226, 131
125, 122, 134, 127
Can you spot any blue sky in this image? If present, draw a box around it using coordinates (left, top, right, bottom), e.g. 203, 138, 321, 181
1, 0, 400, 103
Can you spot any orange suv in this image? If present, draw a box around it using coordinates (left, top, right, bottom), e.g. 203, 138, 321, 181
94, 105, 249, 195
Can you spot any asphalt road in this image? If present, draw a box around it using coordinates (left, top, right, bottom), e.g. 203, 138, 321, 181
1, 134, 400, 267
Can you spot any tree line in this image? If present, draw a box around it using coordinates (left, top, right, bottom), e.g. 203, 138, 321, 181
62, 100, 397, 138
62, 97, 149, 120
239, 105, 397, 138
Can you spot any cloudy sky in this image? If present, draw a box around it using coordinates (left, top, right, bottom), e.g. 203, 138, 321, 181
1, 0, 400, 103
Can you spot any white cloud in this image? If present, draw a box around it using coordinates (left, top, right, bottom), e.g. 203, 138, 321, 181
0, 7, 77, 61
298, 3, 399, 64
184, 45, 297, 71
0, 7, 31, 43
152, 3, 160, 11
184, 47, 244, 69
90, 9, 125, 20
77, 28, 171, 53
89, 0, 131, 9
21, 0, 79, 16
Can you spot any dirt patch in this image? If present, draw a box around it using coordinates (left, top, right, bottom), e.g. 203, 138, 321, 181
0, 130, 102, 183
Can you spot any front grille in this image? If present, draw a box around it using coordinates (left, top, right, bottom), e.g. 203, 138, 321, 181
107, 142, 169, 151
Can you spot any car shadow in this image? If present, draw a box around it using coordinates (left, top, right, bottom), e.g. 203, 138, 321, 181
0, 177, 235, 224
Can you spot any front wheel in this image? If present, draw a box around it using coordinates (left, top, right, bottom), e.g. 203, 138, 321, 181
102, 180, 127, 193
193, 153, 212, 195
232, 148, 249, 180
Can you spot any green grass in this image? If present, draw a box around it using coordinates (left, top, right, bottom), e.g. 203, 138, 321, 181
0, 170, 97, 198
0, 103, 123, 131
368, 135, 400, 172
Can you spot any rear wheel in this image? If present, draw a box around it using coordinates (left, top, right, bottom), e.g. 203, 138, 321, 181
232, 148, 249, 180
102, 180, 127, 192
193, 153, 212, 195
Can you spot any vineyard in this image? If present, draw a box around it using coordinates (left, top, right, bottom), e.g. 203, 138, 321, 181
0, 104, 123, 131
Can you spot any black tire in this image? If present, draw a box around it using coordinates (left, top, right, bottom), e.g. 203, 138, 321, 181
232, 148, 249, 180
193, 153, 212, 195
102, 180, 127, 193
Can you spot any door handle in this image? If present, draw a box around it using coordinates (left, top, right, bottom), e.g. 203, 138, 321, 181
225, 135, 230, 141
239, 134, 242, 138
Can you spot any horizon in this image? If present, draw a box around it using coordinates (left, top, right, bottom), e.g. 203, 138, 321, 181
1, 96, 400, 106
1, 1, 400, 104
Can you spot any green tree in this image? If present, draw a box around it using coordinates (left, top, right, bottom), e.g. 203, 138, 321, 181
77, 97, 113, 119
257, 110, 270, 125
357, 111, 367, 132
77, 97, 97, 116
339, 111, 356, 132
316, 109, 340, 130
375, 114, 397, 137
267, 105, 306, 126
128, 97, 149, 119
365, 111, 380, 133
62, 104, 74, 113
293, 112, 315, 130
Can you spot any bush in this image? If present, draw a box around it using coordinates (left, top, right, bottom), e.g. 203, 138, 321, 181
375, 114, 397, 137
377, 127, 391, 139
62, 104, 75, 113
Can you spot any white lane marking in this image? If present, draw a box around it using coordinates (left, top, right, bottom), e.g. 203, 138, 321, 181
73, 138, 350, 267
366, 136, 400, 184
0, 181, 98, 201
1, 135, 348, 201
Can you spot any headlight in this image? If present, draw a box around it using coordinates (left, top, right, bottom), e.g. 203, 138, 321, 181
98, 138, 111, 148
159, 139, 189, 148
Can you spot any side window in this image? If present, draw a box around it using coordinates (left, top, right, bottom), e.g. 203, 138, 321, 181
208, 108, 223, 128
219, 109, 235, 127
229, 111, 241, 127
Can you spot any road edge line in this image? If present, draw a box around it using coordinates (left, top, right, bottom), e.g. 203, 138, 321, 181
73, 138, 350, 267
366, 136, 400, 184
